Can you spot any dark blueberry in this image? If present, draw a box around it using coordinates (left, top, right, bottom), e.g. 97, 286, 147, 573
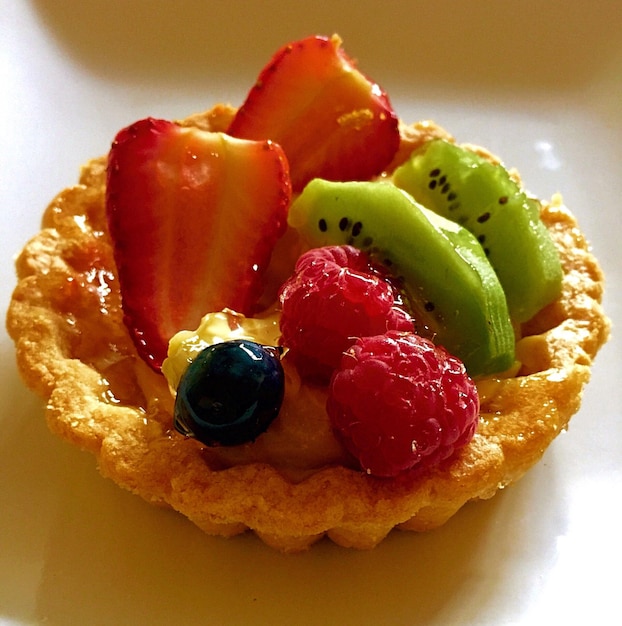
174, 340, 284, 447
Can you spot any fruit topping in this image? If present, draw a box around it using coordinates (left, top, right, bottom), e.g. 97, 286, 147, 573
106, 118, 291, 371
278, 245, 413, 383
327, 331, 479, 477
288, 179, 515, 377
174, 340, 285, 447
393, 139, 563, 322
227, 34, 400, 192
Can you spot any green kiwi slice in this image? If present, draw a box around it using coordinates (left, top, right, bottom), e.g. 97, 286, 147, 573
392, 139, 563, 322
288, 179, 515, 377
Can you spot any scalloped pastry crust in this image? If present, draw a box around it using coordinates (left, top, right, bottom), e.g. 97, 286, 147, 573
6, 106, 610, 551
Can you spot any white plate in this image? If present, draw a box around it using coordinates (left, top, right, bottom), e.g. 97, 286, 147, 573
1, 2, 621, 624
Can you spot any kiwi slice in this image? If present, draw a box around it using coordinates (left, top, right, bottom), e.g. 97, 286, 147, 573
392, 139, 563, 322
288, 179, 515, 377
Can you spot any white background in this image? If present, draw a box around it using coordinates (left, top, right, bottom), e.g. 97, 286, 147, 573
1, 1, 621, 624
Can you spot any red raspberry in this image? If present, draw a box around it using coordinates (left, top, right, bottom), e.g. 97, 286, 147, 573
278, 246, 413, 382
327, 331, 479, 477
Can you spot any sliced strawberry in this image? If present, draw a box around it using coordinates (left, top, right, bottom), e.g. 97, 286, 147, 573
228, 34, 400, 192
106, 118, 291, 371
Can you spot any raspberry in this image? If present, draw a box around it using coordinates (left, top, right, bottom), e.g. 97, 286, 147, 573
278, 246, 413, 382
327, 331, 479, 477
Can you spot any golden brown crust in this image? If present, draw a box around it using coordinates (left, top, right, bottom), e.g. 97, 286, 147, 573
6, 109, 610, 552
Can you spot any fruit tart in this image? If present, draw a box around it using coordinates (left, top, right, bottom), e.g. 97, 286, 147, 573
6, 35, 610, 552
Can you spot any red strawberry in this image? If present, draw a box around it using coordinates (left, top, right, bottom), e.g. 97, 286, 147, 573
228, 34, 400, 192
106, 118, 291, 371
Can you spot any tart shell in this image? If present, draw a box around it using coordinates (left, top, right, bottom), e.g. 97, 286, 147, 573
6, 106, 610, 552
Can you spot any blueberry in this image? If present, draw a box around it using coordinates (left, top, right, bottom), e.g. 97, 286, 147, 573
174, 340, 284, 446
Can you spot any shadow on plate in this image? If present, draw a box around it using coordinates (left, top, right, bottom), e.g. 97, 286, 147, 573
30, 0, 621, 97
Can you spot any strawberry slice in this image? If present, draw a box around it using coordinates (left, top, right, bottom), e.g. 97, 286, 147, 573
227, 34, 400, 192
106, 118, 291, 371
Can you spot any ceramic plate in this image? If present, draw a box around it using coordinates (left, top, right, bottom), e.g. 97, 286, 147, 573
1, 2, 621, 624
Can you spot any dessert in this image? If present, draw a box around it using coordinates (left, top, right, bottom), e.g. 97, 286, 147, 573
6, 35, 610, 552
